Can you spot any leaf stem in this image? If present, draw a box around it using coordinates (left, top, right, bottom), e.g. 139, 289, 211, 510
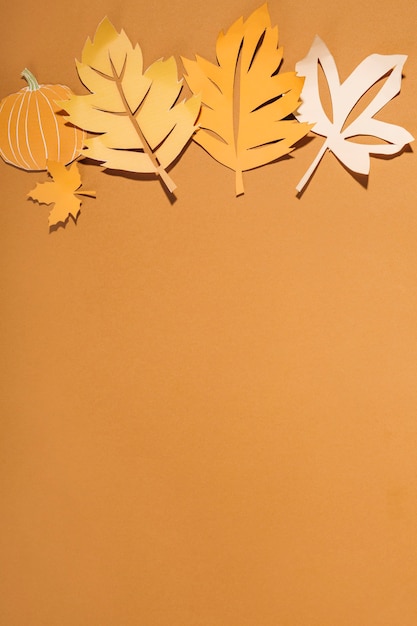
235, 169, 245, 196
296, 142, 328, 194
111, 59, 177, 194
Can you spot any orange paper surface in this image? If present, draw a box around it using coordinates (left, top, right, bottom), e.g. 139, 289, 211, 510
1, 1, 417, 625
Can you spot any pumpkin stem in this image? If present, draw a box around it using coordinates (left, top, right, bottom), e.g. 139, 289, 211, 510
21, 68, 39, 91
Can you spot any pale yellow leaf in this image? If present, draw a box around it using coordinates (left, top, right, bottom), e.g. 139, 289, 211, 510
58, 17, 201, 194
295, 36, 415, 193
83, 137, 155, 173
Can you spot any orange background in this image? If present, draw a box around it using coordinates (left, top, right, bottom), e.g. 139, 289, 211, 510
1, 1, 417, 624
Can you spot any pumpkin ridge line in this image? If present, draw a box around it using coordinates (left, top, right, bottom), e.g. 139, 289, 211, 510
8, 93, 24, 168
35, 93, 48, 166
16, 90, 31, 169
42, 87, 69, 162
39, 89, 61, 162
25, 91, 37, 168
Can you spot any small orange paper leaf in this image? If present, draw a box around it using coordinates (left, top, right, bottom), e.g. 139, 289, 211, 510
182, 4, 311, 195
28, 160, 96, 227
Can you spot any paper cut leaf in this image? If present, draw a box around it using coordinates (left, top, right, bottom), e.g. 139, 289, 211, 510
28, 160, 96, 227
58, 17, 200, 194
182, 4, 311, 196
295, 36, 414, 193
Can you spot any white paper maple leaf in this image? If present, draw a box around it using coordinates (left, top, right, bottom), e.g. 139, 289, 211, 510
295, 35, 414, 193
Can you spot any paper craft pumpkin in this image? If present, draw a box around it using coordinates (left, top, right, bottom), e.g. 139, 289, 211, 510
0, 68, 84, 171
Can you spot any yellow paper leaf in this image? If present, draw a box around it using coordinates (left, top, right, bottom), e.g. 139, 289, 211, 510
58, 17, 201, 194
182, 3, 311, 195
28, 160, 96, 227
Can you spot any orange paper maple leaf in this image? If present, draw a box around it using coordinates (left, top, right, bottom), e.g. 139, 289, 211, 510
28, 160, 96, 227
